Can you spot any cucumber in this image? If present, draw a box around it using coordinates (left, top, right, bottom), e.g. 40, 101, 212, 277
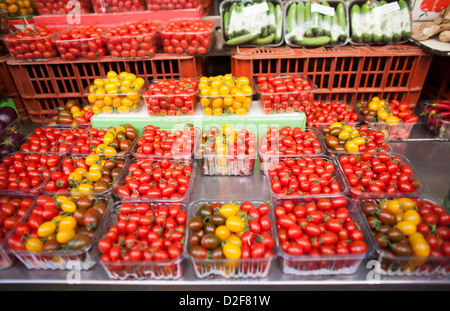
330, 13, 339, 45
275, 4, 283, 42
287, 2, 297, 34
267, 1, 277, 35
336, 2, 347, 41
224, 11, 231, 37
321, 1, 332, 37
251, 33, 275, 45
370, 2, 382, 44
226, 32, 261, 45
399, 0, 412, 41
350, 4, 362, 43
379, 1, 392, 44
297, 36, 331, 46
304, 1, 313, 38
361, 4, 372, 43
311, 1, 321, 36
296, 2, 305, 31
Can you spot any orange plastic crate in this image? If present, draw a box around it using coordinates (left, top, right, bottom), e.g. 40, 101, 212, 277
231, 44, 433, 110
6, 54, 203, 123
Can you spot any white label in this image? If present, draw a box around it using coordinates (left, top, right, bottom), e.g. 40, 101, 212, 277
311, 3, 336, 16
242, 2, 269, 16
372, 2, 401, 16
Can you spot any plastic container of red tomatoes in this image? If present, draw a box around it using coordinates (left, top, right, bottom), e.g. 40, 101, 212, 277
355, 101, 419, 141
147, 0, 200, 11
255, 74, 316, 114
103, 20, 161, 59
186, 200, 276, 279
305, 101, 361, 128
259, 126, 326, 172
358, 196, 450, 276
53, 25, 107, 60
4, 27, 59, 62
274, 196, 374, 276
41, 154, 130, 196
337, 152, 428, 199
114, 157, 197, 203
318, 124, 392, 158
194, 127, 258, 176
131, 125, 199, 160
96, 201, 188, 280
36, 0, 93, 15
0, 152, 63, 196
264, 154, 350, 200
419, 100, 450, 141
142, 78, 198, 116
92, 0, 146, 13
4, 195, 113, 270
17, 125, 82, 156
0, 194, 37, 270
161, 18, 215, 55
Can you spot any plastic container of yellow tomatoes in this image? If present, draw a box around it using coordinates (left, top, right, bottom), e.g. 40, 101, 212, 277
194, 124, 258, 176
0, 0, 36, 17
198, 74, 254, 116
4, 194, 113, 270
186, 200, 276, 279
85, 71, 145, 114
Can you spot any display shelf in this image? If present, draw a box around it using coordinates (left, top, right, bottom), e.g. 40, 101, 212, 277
90, 101, 307, 134
0, 124, 449, 289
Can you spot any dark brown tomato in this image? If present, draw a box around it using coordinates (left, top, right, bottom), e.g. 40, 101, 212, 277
392, 243, 413, 256
92, 202, 108, 216
201, 233, 220, 250
83, 208, 102, 231
361, 202, 378, 216
203, 222, 216, 234
198, 204, 213, 219
119, 139, 131, 151
43, 239, 62, 252
67, 233, 92, 250
93, 180, 109, 192
188, 216, 204, 231
211, 213, 226, 226
387, 227, 404, 243
76, 197, 93, 210
189, 245, 208, 259
73, 207, 88, 227
210, 247, 224, 259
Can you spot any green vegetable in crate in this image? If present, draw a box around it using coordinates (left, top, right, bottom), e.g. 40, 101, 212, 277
285, 1, 347, 47
223, 1, 283, 46
350, 0, 412, 45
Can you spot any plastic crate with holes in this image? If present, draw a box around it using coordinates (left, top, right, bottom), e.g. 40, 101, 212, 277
231, 44, 432, 110
6, 55, 203, 123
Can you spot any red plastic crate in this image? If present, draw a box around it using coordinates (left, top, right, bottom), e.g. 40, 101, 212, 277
6, 54, 203, 123
231, 44, 433, 110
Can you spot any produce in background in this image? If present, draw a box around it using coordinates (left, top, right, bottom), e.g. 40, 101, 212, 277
350, 0, 411, 44
134, 124, 198, 159
4, 25, 58, 61
0, 0, 36, 16
92, 0, 145, 13
222, 0, 283, 46
48, 100, 93, 126
198, 74, 253, 116
321, 123, 390, 153
116, 158, 194, 200
147, 0, 199, 10
19, 126, 83, 154
0, 105, 19, 135
0, 152, 61, 193
339, 152, 423, 197
43, 154, 127, 195
188, 201, 275, 262
356, 97, 418, 140
36, 0, 92, 14
256, 74, 315, 114
285, 1, 348, 47
421, 100, 450, 140
161, 19, 214, 55
305, 100, 359, 127
412, 3, 450, 41
103, 20, 160, 59
53, 25, 106, 60
143, 79, 198, 116
7, 195, 109, 253
0, 129, 25, 156
195, 124, 257, 175
361, 198, 450, 262
267, 155, 344, 197
70, 125, 137, 155
274, 197, 368, 257
86, 71, 145, 114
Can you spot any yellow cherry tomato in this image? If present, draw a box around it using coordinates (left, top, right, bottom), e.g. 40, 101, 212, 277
220, 204, 238, 218
222, 242, 241, 260
25, 238, 44, 253
345, 141, 359, 153
37, 221, 57, 238
59, 216, 78, 231
398, 198, 416, 211
235, 107, 247, 115
385, 115, 400, 124
330, 122, 343, 129
215, 225, 231, 241
56, 229, 76, 244
396, 221, 417, 236
220, 124, 234, 135
61, 200, 77, 213
56, 195, 70, 204
68, 172, 83, 184
402, 209, 421, 226
85, 154, 100, 167
377, 109, 389, 120
226, 216, 245, 233
409, 233, 430, 257
368, 101, 379, 111
102, 132, 115, 145
86, 170, 102, 182
226, 235, 242, 248
203, 107, 213, 115
338, 130, 350, 141
386, 199, 403, 215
